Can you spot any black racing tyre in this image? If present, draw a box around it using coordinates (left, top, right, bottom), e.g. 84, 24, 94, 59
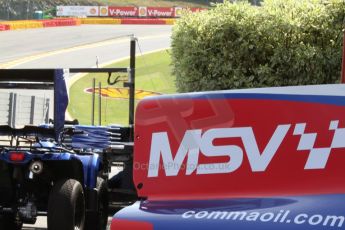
48, 179, 85, 230
97, 177, 109, 230
85, 177, 109, 230
0, 214, 22, 230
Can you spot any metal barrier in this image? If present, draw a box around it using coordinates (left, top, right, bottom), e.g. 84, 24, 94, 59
0, 92, 50, 127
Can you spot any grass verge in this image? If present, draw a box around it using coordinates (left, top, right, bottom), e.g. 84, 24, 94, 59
68, 49, 176, 125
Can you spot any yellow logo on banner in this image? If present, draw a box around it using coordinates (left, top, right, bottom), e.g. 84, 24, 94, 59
85, 87, 161, 100
175, 7, 183, 17
100, 7, 108, 16
139, 6, 147, 17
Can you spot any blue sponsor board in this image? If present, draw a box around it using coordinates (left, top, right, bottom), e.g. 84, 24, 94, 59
113, 194, 345, 229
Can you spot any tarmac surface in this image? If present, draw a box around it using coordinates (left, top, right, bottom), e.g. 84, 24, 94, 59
0, 24, 172, 68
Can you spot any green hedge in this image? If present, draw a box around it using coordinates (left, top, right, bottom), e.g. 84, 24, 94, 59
171, 0, 345, 92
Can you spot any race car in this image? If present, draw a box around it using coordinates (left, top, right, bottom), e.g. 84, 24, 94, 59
110, 83, 345, 230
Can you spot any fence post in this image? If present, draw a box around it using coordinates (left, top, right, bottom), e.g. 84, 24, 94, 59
98, 82, 102, 126
341, 30, 345, 83
8, 93, 13, 126
45, 98, 50, 124
30, 96, 35, 124
91, 78, 96, 126
9, 93, 17, 127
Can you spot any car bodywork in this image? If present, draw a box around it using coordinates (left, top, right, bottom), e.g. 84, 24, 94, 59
111, 84, 345, 229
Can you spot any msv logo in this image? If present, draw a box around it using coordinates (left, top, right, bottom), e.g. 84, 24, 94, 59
147, 120, 345, 177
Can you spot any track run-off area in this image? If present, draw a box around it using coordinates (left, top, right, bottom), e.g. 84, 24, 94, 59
0, 24, 172, 229
0, 24, 172, 68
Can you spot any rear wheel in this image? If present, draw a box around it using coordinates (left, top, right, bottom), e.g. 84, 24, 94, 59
0, 214, 22, 230
85, 177, 109, 230
48, 179, 85, 230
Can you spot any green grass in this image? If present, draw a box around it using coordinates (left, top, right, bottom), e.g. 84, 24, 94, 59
68, 49, 176, 125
